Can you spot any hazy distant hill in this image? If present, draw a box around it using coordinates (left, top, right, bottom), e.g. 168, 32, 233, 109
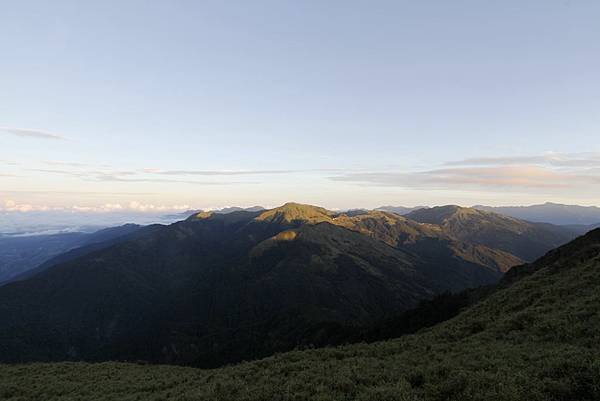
0, 203, 529, 366
562, 222, 600, 235
215, 206, 265, 214
375, 205, 428, 215
5, 227, 599, 400
0, 224, 144, 284
162, 206, 265, 220
7, 224, 162, 285
406, 205, 575, 261
475, 202, 600, 226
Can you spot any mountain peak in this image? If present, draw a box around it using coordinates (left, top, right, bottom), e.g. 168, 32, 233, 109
255, 203, 333, 225
406, 205, 478, 224
192, 211, 215, 220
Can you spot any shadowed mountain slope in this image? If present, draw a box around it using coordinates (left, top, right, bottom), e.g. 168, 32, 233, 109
0, 224, 145, 284
0, 203, 520, 366
2, 229, 599, 400
6, 224, 162, 285
406, 205, 575, 261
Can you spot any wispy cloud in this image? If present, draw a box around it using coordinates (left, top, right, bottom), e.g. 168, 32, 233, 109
0, 190, 162, 195
330, 152, 600, 192
141, 168, 347, 176
142, 168, 297, 176
94, 175, 253, 186
28, 168, 254, 186
444, 152, 600, 168
0, 127, 66, 140
28, 168, 91, 178
332, 167, 577, 189
26, 164, 346, 185
44, 160, 92, 168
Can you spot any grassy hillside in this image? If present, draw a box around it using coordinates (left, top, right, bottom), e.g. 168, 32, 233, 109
1, 229, 599, 401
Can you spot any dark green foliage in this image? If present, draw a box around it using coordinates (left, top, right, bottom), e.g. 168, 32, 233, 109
1, 228, 599, 400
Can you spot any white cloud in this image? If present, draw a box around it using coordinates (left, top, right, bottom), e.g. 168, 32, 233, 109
126, 201, 190, 212
0, 198, 191, 213
1, 199, 43, 212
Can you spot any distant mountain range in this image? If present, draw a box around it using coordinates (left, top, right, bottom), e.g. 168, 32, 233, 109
2, 202, 591, 288
406, 205, 575, 261
374, 205, 428, 215
162, 206, 265, 220
0, 202, 579, 366
216, 205, 265, 213
474, 202, 600, 226
0, 208, 268, 283
0, 224, 145, 284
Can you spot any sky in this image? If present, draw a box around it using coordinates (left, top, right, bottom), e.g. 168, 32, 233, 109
1, 0, 600, 212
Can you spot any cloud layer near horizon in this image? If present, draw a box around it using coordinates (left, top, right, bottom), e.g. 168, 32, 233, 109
330, 153, 600, 192
3, 152, 600, 210
1, 198, 191, 213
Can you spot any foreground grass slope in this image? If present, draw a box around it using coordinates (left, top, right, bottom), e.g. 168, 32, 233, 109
2, 229, 599, 401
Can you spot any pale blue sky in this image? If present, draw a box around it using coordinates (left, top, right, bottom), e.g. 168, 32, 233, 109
1, 1, 599, 211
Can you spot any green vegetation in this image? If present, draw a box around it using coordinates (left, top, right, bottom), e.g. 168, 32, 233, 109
1, 229, 599, 401
0, 203, 532, 366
